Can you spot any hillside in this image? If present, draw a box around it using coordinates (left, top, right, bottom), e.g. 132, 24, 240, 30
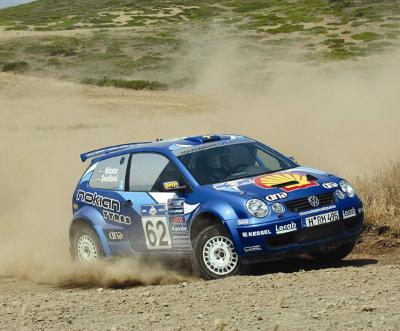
1, 0, 400, 86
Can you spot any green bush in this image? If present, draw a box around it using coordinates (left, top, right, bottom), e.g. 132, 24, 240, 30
351, 32, 383, 42
81, 77, 168, 91
2, 61, 29, 72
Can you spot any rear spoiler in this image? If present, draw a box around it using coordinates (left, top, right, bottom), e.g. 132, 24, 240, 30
80, 142, 150, 162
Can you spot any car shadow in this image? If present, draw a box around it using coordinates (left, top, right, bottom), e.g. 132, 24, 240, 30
248, 256, 378, 276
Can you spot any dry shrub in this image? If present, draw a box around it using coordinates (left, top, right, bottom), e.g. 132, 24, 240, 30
354, 160, 400, 234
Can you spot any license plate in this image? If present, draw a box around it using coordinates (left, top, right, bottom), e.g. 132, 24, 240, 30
305, 211, 339, 228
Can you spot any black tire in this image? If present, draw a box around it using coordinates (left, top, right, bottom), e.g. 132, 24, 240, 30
71, 223, 104, 263
309, 241, 356, 264
192, 224, 248, 280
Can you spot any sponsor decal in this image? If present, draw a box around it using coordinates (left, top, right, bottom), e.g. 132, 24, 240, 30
171, 233, 191, 250
107, 231, 124, 241
265, 192, 288, 202
173, 137, 251, 156
164, 181, 179, 190
169, 215, 185, 224
76, 190, 120, 212
171, 225, 188, 233
254, 173, 318, 192
73, 203, 78, 210
168, 199, 185, 209
149, 193, 199, 215
213, 178, 253, 193
168, 208, 185, 215
322, 182, 339, 189
169, 143, 194, 151
244, 245, 262, 253
167, 199, 186, 216
237, 219, 249, 226
275, 221, 297, 234
242, 229, 271, 237
305, 211, 339, 227
103, 210, 132, 225
299, 205, 336, 216
141, 204, 166, 216
343, 207, 357, 219
100, 167, 119, 183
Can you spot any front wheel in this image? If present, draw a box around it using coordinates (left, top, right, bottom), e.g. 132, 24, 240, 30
309, 241, 356, 264
72, 224, 104, 263
192, 224, 248, 280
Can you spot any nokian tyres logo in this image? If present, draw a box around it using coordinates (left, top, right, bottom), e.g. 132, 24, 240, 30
76, 190, 120, 212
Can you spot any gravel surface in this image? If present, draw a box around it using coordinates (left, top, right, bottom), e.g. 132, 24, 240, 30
1, 252, 400, 331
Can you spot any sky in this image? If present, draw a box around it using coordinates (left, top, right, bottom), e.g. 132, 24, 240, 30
0, 0, 36, 9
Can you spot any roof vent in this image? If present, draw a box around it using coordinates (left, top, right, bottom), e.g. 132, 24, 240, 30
185, 135, 221, 144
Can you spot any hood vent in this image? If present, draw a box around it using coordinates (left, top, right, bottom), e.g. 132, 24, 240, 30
306, 174, 318, 181
270, 174, 318, 189
272, 180, 299, 188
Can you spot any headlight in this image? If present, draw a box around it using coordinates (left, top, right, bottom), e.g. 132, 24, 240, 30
246, 199, 269, 218
339, 180, 355, 198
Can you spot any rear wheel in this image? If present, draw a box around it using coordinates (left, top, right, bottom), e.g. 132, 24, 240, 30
72, 224, 104, 263
192, 224, 248, 280
309, 241, 356, 263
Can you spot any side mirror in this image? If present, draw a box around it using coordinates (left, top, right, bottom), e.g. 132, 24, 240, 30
163, 181, 188, 192
288, 156, 299, 165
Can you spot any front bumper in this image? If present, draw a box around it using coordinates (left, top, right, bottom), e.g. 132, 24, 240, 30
226, 201, 364, 264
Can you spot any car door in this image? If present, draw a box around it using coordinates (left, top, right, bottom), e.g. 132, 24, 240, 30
119, 152, 193, 253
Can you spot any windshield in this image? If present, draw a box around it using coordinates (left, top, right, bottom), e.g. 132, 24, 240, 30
178, 142, 296, 185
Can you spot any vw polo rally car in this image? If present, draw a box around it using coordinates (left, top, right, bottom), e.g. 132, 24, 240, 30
70, 134, 364, 279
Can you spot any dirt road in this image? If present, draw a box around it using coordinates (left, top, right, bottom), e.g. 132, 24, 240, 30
1, 55, 400, 331
1, 248, 400, 331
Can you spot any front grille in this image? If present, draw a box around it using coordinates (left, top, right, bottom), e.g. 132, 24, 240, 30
284, 192, 335, 212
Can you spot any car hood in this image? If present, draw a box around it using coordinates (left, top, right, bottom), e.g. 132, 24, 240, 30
208, 166, 340, 202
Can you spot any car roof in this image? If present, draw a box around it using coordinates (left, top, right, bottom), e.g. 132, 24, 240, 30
82, 134, 253, 164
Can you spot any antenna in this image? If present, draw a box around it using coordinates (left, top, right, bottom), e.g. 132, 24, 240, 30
153, 126, 159, 141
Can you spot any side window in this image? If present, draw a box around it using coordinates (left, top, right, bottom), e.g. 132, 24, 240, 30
89, 154, 128, 190
129, 153, 184, 192
257, 149, 281, 172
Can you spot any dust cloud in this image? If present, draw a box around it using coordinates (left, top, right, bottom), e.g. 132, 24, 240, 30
0, 26, 399, 287
171, 26, 400, 176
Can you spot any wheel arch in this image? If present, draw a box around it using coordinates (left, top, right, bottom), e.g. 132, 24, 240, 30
70, 206, 111, 255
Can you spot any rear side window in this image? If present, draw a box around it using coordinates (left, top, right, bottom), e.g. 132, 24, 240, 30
89, 154, 128, 190
129, 153, 184, 192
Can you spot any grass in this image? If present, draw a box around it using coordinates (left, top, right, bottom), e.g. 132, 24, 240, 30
81, 77, 168, 90
355, 160, 400, 234
2, 61, 30, 72
1, 0, 400, 85
351, 32, 383, 42
267, 24, 304, 34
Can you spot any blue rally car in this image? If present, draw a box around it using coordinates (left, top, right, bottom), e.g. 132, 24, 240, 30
70, 134, 364, 279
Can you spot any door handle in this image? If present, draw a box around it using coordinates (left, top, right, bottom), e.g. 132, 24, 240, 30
123, 200, 133, 207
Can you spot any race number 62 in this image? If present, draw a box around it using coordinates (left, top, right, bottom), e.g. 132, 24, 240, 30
142, 217, 172, 249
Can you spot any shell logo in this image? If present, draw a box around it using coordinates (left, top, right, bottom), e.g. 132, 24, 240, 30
254, 173, 318, 192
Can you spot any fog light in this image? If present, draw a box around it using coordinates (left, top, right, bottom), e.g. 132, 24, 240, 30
335, 189, 345, 200
272, 202, 285, 215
